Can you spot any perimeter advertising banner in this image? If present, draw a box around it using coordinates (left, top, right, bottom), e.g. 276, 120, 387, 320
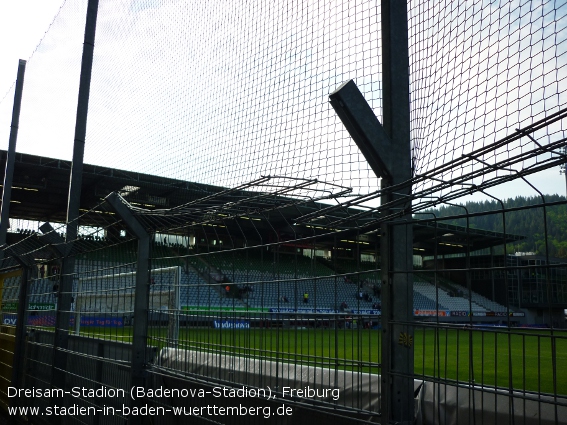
2, 314, 124, 327
269, 308, 337, 314
182, 306, 267, 312
2, 314, 56, 326
267, 308, 381, 315
450, 311, 525, 317
450, 311, 471, 317
354, 309, 381, 315
414, 310, 450, 317
70, 316, 125, 327
213, 320, 250, 329
1, 302, 55, 311
473, 311, 525, 317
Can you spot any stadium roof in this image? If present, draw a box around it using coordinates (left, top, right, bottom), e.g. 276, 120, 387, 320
0, 150, 225, 225
0, 150, 524, 256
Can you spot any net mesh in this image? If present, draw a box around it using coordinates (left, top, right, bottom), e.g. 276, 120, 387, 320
409, 1, 567, 198
1, 1, 86, 161
82, 0, 382, 196
0, 1, 565, 205
1, 2, 567, 424
75, 275, 175, 315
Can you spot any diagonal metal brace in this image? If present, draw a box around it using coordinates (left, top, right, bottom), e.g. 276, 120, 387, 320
39, 222, 71, 257
5, 244, 36, 268
105, 192, 149, 240
329, 79, 393, 180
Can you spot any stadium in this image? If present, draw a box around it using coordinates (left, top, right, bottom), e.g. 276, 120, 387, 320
1, 1, 567, 424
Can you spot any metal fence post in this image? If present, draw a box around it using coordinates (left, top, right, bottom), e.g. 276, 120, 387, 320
0, 60, 26, 258
9, 266, 29, 404
50, 0, 99, 398
106, 192, 150, 425
4, 245, 33, 414
380, 1, 413, 423
329, 1, 414, 422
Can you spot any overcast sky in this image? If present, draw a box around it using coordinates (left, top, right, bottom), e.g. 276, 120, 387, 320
0, 0, 64, 100
0, 0, 565, 207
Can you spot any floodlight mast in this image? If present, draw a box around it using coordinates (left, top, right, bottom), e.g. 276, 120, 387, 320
330, 1, 414, 423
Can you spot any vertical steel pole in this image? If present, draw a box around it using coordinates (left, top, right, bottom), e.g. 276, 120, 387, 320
2, 64, 27, 406
563, 146, 567, 197
0, 60, 26, 256
167, 266, 180, 347
380, 1, 414, 423
66, 0, 100, 237
10, 266, 29, 406
105, 192, 150, 425
51, 0, 99, 395
490, 246, 496, 302
132, 232, 150, 387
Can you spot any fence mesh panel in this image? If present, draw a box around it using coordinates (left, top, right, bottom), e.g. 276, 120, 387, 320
0, 1, 566, 424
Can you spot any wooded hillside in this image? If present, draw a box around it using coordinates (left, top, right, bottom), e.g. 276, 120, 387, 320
422, 195, 567, 258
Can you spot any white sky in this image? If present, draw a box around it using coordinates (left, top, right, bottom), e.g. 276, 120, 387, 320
0, 0, 64, 100
0, 0, 565, 206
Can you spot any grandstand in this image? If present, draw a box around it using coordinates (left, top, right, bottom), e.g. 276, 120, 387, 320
1, 255, 514, 319
0, 169, 521, 326
0, 151, 527, 321
0, 153, 555, 425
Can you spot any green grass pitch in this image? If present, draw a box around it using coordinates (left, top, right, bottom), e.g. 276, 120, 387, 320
78, 325, 567, 395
